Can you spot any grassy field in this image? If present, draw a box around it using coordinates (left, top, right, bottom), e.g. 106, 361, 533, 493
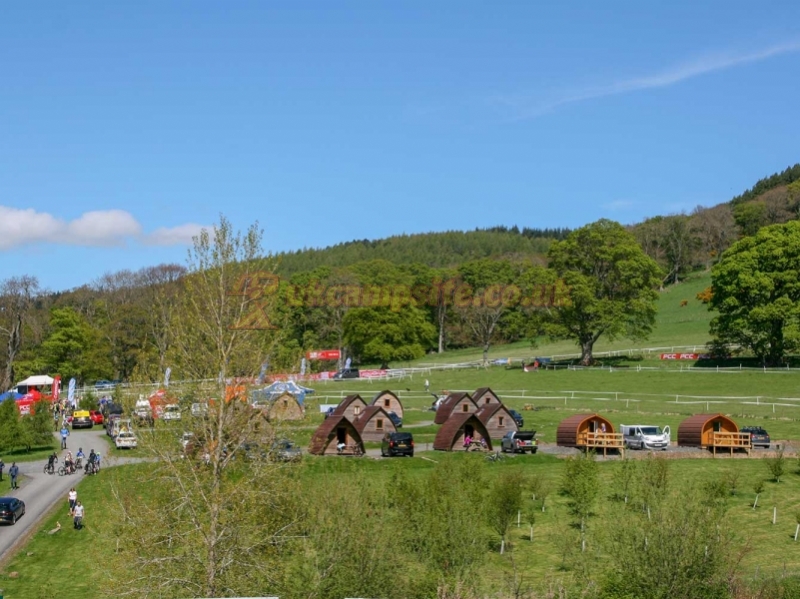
398, 271, 715, 367
3, 450, 800, 598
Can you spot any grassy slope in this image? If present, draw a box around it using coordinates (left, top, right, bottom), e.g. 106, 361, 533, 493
400, 272, 714, 367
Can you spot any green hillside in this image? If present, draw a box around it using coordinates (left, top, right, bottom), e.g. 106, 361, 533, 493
406, 271, 714, 366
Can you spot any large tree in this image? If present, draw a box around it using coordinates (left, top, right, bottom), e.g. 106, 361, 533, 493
0, 275, 40, 391
547, 219, 662, 365
710, 220, 800, 365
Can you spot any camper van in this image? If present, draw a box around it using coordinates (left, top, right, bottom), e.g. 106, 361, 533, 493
620, 424, 671, 450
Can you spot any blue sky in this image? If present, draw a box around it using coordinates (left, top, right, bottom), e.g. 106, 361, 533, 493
2, 1, 799, 290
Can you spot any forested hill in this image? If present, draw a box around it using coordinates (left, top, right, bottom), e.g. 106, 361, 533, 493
273, 227, 569, 275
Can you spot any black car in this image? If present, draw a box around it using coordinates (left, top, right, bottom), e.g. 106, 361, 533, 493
509, 409, 524, 428
741, 426, 771, 448
333, 368, 360, 380
387, 411, 402, 428
381, 432, 414, 457
0, 497, 25, 525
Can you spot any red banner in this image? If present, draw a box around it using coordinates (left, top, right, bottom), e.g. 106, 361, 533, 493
660, 353, 709, 360
306, 349, 341, 361
359, 369, 388, 379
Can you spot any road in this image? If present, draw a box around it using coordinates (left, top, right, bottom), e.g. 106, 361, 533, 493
0, 426, 111, 562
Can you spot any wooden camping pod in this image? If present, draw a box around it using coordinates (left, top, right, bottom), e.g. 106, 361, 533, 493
476, 402, 519, 439
354, 405, 398, 442
264, 391, 304, 422
677, 413, 750, 454
308, 414, 365, 456
556, 413, 623, 455
433, 392, 478, 425
472, 387, 502, 408
332, 394, 368, 422
433, 412, 493, 452
370, 390, 404, 419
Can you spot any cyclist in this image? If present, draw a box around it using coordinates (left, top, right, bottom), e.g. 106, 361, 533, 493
86, 449, 97, 474
75, 447, 85, 469
47, 451, 58, 474
64, 451, 74, 474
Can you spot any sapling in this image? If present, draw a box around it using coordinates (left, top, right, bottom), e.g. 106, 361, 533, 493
766, 446, 786, 482
753, 479, 765, 509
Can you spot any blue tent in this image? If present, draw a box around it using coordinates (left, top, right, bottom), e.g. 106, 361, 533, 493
0, 391, 23, 402
250, 380, 314, 406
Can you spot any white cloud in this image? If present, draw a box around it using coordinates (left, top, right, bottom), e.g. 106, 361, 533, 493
0, 206, 206, 250
499, 40, 800, 119
145, 223, 208, 246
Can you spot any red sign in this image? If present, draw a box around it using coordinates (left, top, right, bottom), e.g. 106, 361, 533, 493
306, 349, 341, 361
359, 369, 388, 379
660, 353, 709, 360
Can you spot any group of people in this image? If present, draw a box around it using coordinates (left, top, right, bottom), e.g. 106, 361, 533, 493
462, 434, 487, 450
67, 487, 85, 529
47, 448, 101, 475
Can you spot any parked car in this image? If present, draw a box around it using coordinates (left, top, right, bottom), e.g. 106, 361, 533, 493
109, 418, 133, 439
387, 411, 402, 428
741, 426, 771, 448
333, 368, 359, 380
115, 431, 138, 449
94, 379, 117, 391
0, 497, 25, 525
270, 439, 302, 462
89, 410, 104, 425
509, 409, 524, 428
71, 410, 93, 429
381, 432, 414, 457
500, 430, 538, 454
180, 432, 194, 454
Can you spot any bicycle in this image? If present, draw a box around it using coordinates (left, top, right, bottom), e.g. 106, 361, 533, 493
85, 461, 99, 475
57, 465, 75, 476
484, 450, 507, 463
43, 462, 56, 475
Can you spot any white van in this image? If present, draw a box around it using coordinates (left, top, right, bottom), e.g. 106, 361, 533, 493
620, 424, 671, 450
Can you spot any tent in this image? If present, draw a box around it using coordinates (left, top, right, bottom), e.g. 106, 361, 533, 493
15, 375, 55, 388
251, 380, 314, 406
0, 391, 23, 402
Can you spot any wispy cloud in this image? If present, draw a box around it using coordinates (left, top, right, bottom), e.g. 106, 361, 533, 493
0, 206, 208, 250
497, 40, 800, 119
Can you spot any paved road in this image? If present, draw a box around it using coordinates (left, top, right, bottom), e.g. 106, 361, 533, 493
0, 427, 110, 562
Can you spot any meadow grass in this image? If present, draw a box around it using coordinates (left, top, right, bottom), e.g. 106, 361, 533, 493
4, 450, 800, 598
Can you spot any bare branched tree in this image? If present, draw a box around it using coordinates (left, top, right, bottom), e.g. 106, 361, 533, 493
0, 275, 40, 390
105, 217, 300, 598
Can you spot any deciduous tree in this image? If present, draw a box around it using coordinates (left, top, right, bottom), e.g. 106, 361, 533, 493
710, 221, 800, 365
547, 219, 662, 365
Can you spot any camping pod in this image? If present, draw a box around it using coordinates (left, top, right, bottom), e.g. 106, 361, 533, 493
476, 403, 519, 440
371, 390, 404, 419
433, 392, 478, 425
556, 413, 623, 455
308, 415, 364, 456
433, 413, 493, 451
332, 394, 368, 421
354, 405, 398, 442
264, 391, 305, 422
677, 414, 750, 454
472, 387, 502, 408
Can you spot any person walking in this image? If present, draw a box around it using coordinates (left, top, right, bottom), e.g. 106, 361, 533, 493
424, 379, 430, 393
68, 488, 77, 516
0, 457, 4, 482
9, 462, 19, 489
60, 424, 70, 449
73, 501, 84, 529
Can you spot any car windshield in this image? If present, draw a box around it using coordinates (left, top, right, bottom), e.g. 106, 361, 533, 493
392, 434, 412, 441
640, 427, 662, 435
